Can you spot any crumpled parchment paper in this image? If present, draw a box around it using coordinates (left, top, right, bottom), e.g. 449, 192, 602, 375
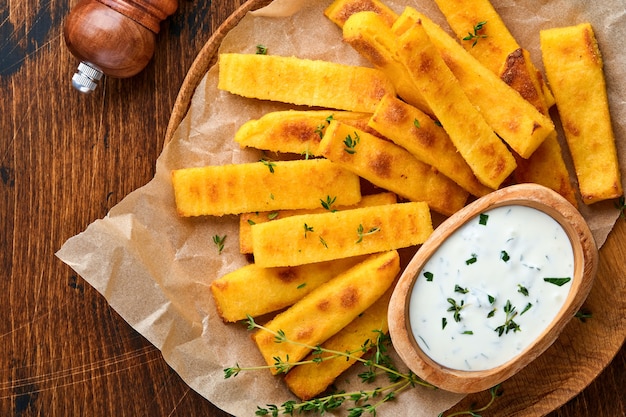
56, 1, 626, 416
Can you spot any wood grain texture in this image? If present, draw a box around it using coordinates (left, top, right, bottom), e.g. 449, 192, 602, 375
0, 1, 623, 416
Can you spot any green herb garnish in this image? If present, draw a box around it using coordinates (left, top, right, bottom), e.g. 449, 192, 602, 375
228, 317, 436, 416
463, 21, 488, 47
343, 131, 360, 154
303, 223, 314, 238
424, 271, 434, 282
479, 213, 489, 225
260, 159, 276, 173
447, 298, 466, 322
321, 195, 337, 212
575, 309, 593, 322
454, 284, 469, 294
314, 114, 334, 138
213, 234, 226, 254
439, 384, 503, 417
543, 277, 571, 286
495, 300, 520, 336
256, 44, 268, 55
517, 284, 529, 297
356, 224, 380, 243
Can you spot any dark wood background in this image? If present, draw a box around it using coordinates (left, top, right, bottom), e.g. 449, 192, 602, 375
0, 0, 623, 416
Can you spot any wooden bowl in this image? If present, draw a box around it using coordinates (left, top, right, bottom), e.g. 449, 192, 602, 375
388, 183, 598, 393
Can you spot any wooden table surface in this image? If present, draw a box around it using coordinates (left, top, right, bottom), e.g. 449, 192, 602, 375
1, 0, 624, 416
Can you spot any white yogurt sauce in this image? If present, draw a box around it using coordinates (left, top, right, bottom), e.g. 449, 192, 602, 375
409, 205, 574, 371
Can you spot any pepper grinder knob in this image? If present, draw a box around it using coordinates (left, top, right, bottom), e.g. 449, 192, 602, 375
63, 0, 178, 93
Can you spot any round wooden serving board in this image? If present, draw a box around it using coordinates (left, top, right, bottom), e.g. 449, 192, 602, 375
164, 1, 626, 416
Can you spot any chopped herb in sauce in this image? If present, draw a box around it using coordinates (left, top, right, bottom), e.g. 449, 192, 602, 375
424, 271, 434, 281
517, 284, 529, 296
500, 250, 510, 262
465, 253, 478, 265
479, 213, 489, 225
543, 277, 571, 286
454, 284, 469, 294
447, 298, 465, 322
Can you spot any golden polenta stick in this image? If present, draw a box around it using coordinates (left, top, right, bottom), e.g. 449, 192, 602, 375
369, 94, 493, 198
391, 17, 516, 189
284, 285, 393, 400
252, 250, 399, 374
239, 192, 397, 254
394, 9, 555, 160
513, 131, 578, 206
251, 202, 432, 268
234, 110, 372, 156
500, 50, 577, 206
432, 0, 555, 107
318, 121, 468, 216
210, 255, 368, 322
324, 0, 398, 28
540, 23, 623, 204
217, 53, 395, 113
171, 159, 361, 217
341, 11, 431, 115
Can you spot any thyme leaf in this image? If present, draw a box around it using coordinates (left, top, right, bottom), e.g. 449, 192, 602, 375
356, 224, 380, 243
260, 159, 276, 173
543, 277, 571, 286
343, 131, 360, 154
212, 234, 226, 254
463, 21, 488, 47
321, 195, 337, 212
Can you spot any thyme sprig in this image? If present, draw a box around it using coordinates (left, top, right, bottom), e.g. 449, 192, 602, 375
463, 21, 488, 47
439, 383, 503, 417
226, 316, 437, 417
315, 114, 335, 138
495, 300, 521, 336
321, 195, 337, 212
212, 234, 226, 254
447, 297, 466, 322
356, 224, 381, 243
344, 131, 360, 154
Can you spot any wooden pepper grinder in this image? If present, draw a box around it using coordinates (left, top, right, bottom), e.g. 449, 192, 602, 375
63, 0, 178, 93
